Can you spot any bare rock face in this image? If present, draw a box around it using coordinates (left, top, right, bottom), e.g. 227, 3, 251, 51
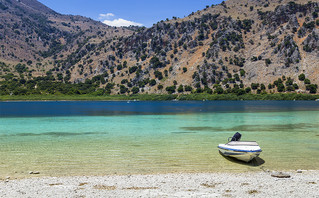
303, 29, 319, 55
274, 35, 301, 67
288, 15, 300, 29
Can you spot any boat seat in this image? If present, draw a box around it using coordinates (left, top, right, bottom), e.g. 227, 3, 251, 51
227, 141, 259, 146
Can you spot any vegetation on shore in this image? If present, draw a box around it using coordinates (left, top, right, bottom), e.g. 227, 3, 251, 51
0, 66, 318, 99
1, 66, 318, 101
1, 93, 318, 101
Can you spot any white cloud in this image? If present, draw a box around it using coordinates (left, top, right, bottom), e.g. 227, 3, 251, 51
98, 13, 115, 20
98, 13, 143, 27
102, 18, 143, 27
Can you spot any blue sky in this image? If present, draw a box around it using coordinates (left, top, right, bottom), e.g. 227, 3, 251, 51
38, 0, 224, 27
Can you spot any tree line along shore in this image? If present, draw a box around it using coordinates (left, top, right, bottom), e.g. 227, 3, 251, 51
0, 93, 319, 101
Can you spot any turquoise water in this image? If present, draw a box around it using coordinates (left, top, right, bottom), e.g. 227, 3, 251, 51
0, 101, 319, 178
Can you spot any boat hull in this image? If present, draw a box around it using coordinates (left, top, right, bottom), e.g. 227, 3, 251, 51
218, 141, 262, 162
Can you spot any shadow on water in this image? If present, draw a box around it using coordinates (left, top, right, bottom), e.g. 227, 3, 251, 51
4, 132, 106, 137
171, 132, 198, 134
219, 151, 265, 167
180, 127, 224, 132
181, 123, 319, 133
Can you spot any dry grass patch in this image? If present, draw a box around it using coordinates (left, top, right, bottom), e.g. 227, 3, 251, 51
201, 182, 221, 188
49, 183, 63, 186
75, 195, 86, 198
123, 187, 158, 190
248, 189, 259, 194
94, 185, 116, 190
241, 183, 249, 186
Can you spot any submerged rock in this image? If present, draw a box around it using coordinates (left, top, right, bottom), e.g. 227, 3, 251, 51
271, 172, 291, 178
29, 171, 40, 175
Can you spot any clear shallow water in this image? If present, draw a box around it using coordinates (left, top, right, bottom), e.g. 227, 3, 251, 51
0, 101, 319, 178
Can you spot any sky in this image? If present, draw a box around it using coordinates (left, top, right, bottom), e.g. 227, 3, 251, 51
37, 0, 224, 27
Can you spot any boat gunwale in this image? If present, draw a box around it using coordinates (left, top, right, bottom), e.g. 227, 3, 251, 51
217, 145, 262, 153
226, 141, 259, 146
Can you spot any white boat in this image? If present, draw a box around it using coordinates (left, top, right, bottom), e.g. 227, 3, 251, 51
218, 132, 262, 162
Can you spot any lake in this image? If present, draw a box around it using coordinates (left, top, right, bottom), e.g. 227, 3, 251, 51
0, 101, 318, 178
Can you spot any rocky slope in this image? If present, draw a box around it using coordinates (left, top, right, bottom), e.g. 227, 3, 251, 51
0, 0, 318, 95
0, 0, 132, 74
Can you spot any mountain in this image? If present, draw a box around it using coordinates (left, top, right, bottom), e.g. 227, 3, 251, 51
0, 0, 132, 72
0, 0, 318, 96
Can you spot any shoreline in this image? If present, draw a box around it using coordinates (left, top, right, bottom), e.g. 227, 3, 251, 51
1, 170, 318, 197
1, 93, 319, 101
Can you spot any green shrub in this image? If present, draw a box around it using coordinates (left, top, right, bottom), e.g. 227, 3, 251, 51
177, 85, 184, 93
277, 83, 285, 92
298, 73, 305, 81
149, 79, 156, 86
131, 87, 139, 94
265, 59, 271, 66
251, 83, 259, 90
166, 86, 176, 94
120, 85, 128, 94
154, 71, 163, 80
304, 78, 311, 84
185, 86, 193, 92
214, 87, 224, 94
129, 66, 138, 74
306, 84, 318, 93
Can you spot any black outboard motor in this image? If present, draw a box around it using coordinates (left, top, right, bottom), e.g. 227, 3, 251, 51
231, 132, 242, 141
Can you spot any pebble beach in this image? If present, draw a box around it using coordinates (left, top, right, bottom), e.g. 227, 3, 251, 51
0, 170, 318, 197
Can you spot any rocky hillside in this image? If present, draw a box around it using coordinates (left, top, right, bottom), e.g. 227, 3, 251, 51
0, 0, 132, 73
0, 0, 318, 95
